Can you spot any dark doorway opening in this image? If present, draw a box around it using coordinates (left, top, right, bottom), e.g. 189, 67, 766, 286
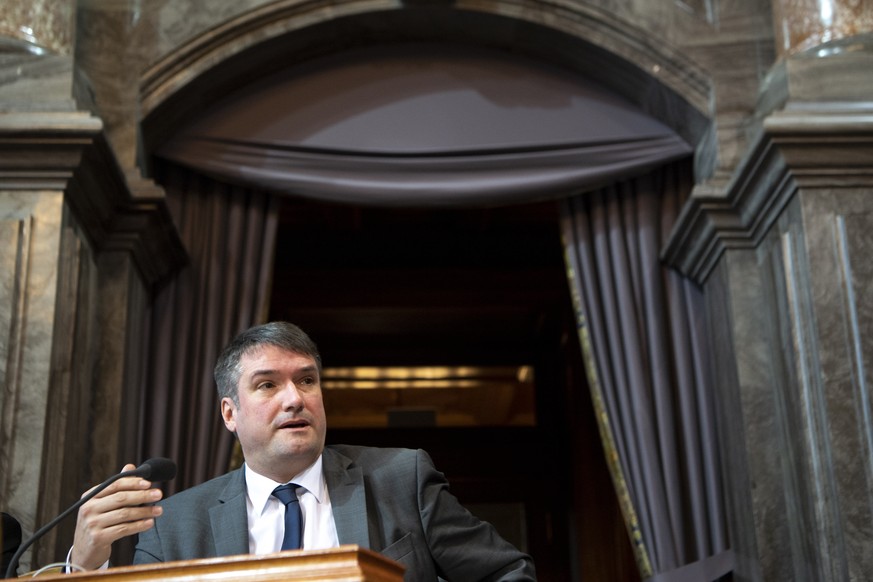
267, 196, 638, 581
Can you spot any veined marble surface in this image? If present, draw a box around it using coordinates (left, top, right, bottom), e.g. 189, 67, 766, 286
0, 190, 64, 574
773, 0, 873, 56
0, 0, 73, 54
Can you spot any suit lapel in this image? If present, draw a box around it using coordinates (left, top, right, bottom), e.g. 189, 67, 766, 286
209, 468, 250, 557
323, 448, 370, 548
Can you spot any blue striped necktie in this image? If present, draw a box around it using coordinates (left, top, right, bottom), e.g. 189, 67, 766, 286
272, 483, 303, 550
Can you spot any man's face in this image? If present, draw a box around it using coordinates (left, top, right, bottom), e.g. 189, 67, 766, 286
221, 344, 327, 482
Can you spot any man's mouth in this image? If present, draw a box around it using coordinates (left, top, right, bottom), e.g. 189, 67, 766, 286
279, 419, 309, 429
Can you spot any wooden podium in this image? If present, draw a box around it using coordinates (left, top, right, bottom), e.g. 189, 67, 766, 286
26, 545, 404, 581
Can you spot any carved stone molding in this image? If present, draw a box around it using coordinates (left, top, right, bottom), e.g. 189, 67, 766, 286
662, 106, 873, 284
0, 111, 187, 287
665, 34, 873, 284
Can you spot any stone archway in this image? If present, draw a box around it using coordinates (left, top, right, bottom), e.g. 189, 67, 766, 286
133, 5, 714, 579
139, 3, 714, 177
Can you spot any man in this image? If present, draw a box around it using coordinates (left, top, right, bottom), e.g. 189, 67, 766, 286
72, 321, 536, 580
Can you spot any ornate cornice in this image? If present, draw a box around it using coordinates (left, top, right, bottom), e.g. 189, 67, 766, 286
662, 106, 873, 285
0, 111, 187, 287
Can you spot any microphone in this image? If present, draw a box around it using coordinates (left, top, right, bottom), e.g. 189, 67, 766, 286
132, 457, 176, 482
4, 458, 176, 579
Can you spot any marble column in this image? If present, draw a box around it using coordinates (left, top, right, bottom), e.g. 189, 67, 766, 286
0, 1, 78, 573
0, 2, 186, 573
0, 115, 186, 573
664, 7, 873, 580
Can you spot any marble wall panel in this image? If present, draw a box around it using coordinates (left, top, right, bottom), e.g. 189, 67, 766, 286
722, 244, 797, 582
0, 225, 12, 420
837, 211, 873, 580
768, 200, 845, 580
799, 189, 873, 581
715, 174, 873, 582
0, 193, 157, 566
0, 190, 64, 573
33, 204, 103, 568
90, 252, 137, 478
704, 257, 764, 582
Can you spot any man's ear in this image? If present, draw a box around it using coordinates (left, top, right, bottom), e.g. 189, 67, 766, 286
221, 397, 237, 432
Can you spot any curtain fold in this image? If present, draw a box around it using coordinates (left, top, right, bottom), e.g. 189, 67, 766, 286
153, 44, 694, 209
138, 162, 278, 494
156, 133, 691, 207
559, 162, 730, 581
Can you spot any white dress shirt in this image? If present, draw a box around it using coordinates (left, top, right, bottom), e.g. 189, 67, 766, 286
244, 456, 340, 554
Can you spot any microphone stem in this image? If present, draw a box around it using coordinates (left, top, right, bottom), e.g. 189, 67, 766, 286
4, 468, 140, 579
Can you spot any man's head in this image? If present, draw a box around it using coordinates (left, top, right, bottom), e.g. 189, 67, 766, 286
215, 322, 326, 482
215, 321, 322, 404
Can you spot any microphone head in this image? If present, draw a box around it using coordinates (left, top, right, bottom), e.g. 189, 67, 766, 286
136, 457, 177, 481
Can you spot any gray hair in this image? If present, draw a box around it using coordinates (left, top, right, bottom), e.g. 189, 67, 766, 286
214, 321, 322, 403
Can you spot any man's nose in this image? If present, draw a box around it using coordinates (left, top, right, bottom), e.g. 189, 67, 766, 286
281, 382, 304, 408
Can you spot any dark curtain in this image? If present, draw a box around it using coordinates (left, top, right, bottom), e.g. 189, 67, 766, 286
157, 134, 691, 208
559, 161, 733, 581
138, 162, 278, 494
154, 43, 694, 209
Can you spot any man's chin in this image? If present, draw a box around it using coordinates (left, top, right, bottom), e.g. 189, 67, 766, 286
277, 441, 322, 463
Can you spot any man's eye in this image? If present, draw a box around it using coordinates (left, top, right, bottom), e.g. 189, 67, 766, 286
300, 377, 316, 386
256, 382, 275, 390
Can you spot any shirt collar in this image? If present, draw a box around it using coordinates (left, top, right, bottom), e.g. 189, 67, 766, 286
244, 455, 326, 515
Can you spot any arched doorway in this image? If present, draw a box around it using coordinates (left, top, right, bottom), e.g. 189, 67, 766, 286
140, 7, 710, 580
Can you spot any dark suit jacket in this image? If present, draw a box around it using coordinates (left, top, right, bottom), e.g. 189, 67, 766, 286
135, 445, 536, 581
